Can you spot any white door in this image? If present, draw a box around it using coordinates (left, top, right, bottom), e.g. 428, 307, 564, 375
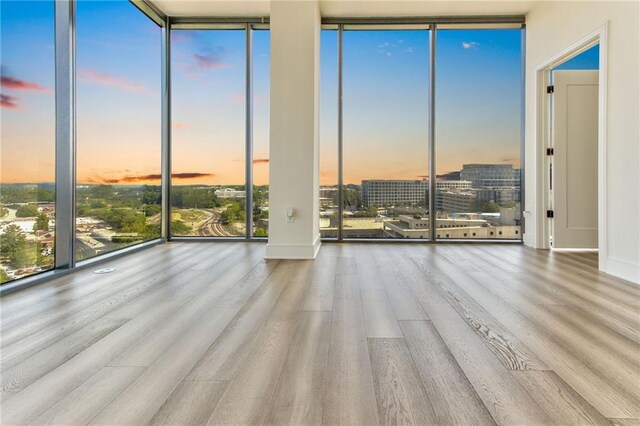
551, 70, 599, 249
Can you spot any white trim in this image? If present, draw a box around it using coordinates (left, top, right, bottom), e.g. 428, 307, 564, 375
534, 23, 608, 268
265, 234, 322, 259
523, 232, 535, 247
551, 248, 598, 253
604, 256, 640, 285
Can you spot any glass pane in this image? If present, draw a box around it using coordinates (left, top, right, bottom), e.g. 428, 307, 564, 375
343, 30, 430, 239
553, 44, 599, 70
75, 1, 162, 260
0, 0, 56, 283
319, 30, 339, 239
171, 29, 246, 237
252, 30, 270, 238
435, 29, 522, 240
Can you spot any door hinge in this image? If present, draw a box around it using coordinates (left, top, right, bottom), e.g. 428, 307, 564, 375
546, 147, 554, 156
546, 85, 554, 94
546, 210, 554, 218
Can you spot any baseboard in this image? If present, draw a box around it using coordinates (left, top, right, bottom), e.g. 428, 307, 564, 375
604, 256, 640, 285
265, 234, 321, 259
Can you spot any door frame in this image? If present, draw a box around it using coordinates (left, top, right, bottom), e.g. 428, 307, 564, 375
534, 23, 608, 270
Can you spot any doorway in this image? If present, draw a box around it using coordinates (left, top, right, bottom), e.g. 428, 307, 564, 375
534, 25, 607, 269
548, 45, 600, 249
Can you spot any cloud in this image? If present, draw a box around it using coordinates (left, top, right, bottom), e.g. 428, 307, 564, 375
192, 53, 227, 70
118, 174, 162, 183
79, 69, 145, 92
462, 42, 479, 49
1, 75, 53, 93
253, 158, 269, 164
376, 42, 396, 56
88, 172, 214, 184
171, 33, 192, 44
173, 123, 189, 129
179, 51, 230, 78
377, 41, 416, 56
172, 172, 214, 179
0, 94, 18, 109
231, 92, 245, 103
415, 175, 429, 179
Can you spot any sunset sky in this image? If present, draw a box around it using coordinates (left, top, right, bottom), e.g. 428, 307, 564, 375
2, 1, 594, 188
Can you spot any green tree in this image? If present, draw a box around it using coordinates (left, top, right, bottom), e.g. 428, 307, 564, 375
470, 201, 501, 213
221, 202, 245, 224
253, 227, 268, 237
34, 213, 49, 231
16, 204, 39, 217
142, 223, 162, 239
253, 187, 268, 208
0, 268, 10, 284
0, 184, 53, 203
144, 204, 161, 217
142, 185, 162, 205
36, 185, 55, 202
90, 200, 107, 209
89, 185, 115, 200
338, 187, 362, 210
171, 220, 191, 235
171, 187, 220, 209
0, 224, 30, 268
36, 242, 53, 268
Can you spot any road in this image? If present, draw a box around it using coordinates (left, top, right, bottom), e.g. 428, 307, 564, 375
197, 210, 241, 237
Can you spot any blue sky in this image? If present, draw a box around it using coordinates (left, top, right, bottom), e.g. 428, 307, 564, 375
75, 0, 162, 185
3, 1, 534, 186
324, 28, 524, 183
1, 0, 56, 184
554, 44, 599, 70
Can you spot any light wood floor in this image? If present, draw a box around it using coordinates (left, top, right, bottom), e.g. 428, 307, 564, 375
1, 242, 639, 425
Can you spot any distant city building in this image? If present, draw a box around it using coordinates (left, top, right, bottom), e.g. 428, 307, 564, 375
437, 171, 461, 181
460, 164, 521, 189
499, 206, 522, 226
475, 187, 521, 204
362, 180, 428, 208
436, 180, 472, 190
214, 188, 246, 199
439, 191, 476, 212
319, 187, 338, 206
382, 215, 520, 239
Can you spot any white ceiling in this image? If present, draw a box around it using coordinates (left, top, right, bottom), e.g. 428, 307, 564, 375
150, 0, 535, 18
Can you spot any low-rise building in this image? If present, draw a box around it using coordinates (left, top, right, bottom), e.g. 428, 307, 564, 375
214, 188, 246, 199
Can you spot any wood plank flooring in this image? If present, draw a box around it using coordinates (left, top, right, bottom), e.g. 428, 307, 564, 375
1, 242, 639, 425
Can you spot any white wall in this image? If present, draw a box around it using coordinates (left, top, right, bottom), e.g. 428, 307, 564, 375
266, 0, 322, 259
524, 1, 640, 283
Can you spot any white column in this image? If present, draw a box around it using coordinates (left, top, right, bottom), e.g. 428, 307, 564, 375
266, 0, 321, 259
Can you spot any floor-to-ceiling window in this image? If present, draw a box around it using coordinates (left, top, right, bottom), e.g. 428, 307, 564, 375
0, 0, 56, 283
319, 29, 339, 239
75, 1, 162, 260
170, 29, 246, 237
321, 22, 524, 241
252, 29, 270, 237
169, 25, 269, 239
343, 28, 430, 239
435, 27, 523, 240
